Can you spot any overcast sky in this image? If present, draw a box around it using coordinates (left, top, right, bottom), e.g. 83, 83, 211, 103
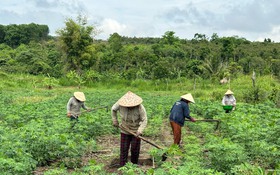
1, 0, 280, 42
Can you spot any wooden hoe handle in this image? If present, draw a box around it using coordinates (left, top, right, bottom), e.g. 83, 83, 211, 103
186, 119, 221, 130
119, 125, 164, 150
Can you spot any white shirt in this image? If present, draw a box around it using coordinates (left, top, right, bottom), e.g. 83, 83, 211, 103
222, 95, 236, 106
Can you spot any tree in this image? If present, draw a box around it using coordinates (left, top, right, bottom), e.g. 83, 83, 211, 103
202, 56, 226, 79
56, 15, 98, 74
220, 37, 234, 62
0, 44, 14, 67
108, 33, 123, 52
187, 59, 203, 90
271, 59, 280, 78
4, 24, 22, 47
264, 38, 271, 43
0, 25, 5, 44
210, 33, 219, 43
152, 58, 172, 79
3, 24, 50, 48
161, 31, 180, 45
12, 42, 52, 75
193, 33, 208, 42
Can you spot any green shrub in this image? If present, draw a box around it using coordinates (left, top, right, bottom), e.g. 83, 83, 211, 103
230, 163, 264, 175
118, 162, 145, 175
205, 137, 247, 173
43, 167, 68, 175
251, 87, 268, 104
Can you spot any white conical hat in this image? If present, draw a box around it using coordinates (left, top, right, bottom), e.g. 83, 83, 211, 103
181, 93, 195, 103
225, 89, 234, 95
118, 91, 143, 107
74, 92, 86, 102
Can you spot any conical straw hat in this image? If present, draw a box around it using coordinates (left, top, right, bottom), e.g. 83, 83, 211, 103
181, 93, 195, 103
225, 89, 234, 95
118, 91, 143, 107
74, 92, 86, 102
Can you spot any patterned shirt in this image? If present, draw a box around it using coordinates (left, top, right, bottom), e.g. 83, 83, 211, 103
67, 97, 88, 116
112, 103, 147, 134
222, 95, 236, 106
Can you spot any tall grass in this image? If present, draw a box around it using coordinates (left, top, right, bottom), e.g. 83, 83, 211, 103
1, 73, 279, 106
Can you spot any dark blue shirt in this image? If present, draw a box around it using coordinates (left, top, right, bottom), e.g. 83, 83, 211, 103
169, 100, 191, 126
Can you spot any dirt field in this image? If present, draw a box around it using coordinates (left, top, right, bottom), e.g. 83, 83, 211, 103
34, 120, 175, 174
89, 121, 174, 174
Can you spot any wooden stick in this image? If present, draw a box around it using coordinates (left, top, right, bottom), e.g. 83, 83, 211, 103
91, 149, 111, 154
185, 119, 221, 130
71, 106, 109, 115
119, 125, 164, 150
118, 125, 168, 161
186, 119, 220, 122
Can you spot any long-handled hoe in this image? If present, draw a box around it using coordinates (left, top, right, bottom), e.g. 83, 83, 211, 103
185, 119, 221, 130
118, 124, 168, 161
70, 106, 109, 129
81, 105, 109, 114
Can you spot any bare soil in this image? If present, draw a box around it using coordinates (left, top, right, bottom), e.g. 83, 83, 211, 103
33, 120, 174, 174
88, 120, 174, 174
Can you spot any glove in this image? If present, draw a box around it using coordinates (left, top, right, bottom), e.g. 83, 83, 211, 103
190, 117, 196, 122
67, 113, 71, 117
113, 120, 119, 127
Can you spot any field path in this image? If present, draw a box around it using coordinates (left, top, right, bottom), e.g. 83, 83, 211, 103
88, 119, 174, 174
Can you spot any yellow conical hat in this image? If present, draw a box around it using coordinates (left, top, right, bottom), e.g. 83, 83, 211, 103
225, 90, 234, 95
74, 92, 86, 102
118, 91, 143, 107
181, 93, 195, 103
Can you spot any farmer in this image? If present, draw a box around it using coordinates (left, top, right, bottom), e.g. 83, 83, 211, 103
222, 89, 236, 113
111, 91, 147, 167
67, 92, 91, 120
169, 93, 196, 146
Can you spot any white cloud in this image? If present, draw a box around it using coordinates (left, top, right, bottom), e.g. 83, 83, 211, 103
1, 0, 280, 41
262, 25, 280, 42
98, 18, 127, 39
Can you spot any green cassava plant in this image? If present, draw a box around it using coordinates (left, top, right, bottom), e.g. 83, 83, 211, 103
118, 162, 145, 175
43, 73, 59, 89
